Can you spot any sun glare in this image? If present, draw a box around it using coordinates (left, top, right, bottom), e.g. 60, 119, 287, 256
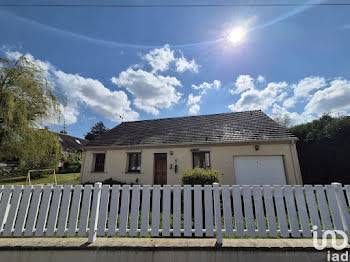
227, 27, 246, 44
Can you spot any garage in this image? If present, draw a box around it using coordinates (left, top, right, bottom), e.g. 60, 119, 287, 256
234, 156, 287, 185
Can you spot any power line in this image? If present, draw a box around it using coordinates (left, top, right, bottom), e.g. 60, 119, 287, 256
0, 3, 350, 8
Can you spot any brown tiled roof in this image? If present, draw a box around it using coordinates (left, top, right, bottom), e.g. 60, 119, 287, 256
85, 110, 297, 148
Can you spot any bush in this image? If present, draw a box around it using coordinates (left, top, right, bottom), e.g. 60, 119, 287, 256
59, 152, 82, 174
181, 168, 220, 185
101, 178, 127, 185
83, 178, 128, 186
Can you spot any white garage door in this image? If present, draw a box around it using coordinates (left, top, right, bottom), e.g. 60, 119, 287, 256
234, 156, 287, 185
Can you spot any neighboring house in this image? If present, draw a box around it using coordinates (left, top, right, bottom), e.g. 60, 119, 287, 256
57, 132, 87, 167
80, 110, 302, 185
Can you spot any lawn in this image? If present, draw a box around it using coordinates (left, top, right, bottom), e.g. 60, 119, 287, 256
0, 173, 80, 186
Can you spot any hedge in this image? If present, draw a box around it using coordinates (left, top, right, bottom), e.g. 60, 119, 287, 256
181, 168, 220, 186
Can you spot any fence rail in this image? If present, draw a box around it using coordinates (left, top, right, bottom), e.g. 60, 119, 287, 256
0, 183, 349, 244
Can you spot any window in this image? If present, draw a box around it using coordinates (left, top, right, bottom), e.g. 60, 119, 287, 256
193, 152, 210, 169
128, 153, 141, 172
93, 153, 105, 172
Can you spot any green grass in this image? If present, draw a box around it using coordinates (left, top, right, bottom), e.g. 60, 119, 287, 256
0, 173, 80, 185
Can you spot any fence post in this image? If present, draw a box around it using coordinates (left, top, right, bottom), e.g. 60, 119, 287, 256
88, 182, 102, 243
213, 183, 223, 245
332, 182, 350, 241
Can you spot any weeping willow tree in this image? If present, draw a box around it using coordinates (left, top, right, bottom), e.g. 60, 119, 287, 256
0, 55, 64, 174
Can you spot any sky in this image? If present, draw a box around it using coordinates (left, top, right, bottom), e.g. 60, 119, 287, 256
1, 0, 350, 138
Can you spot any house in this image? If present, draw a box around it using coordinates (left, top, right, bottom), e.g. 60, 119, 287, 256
57, 132, 87, 168
57, 131, 87, 155
80, 110, 302, 185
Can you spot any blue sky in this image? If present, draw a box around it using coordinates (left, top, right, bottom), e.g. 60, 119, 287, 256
1, 0, 350, 138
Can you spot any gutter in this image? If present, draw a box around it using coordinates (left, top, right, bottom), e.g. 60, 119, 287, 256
83, 138, 299, 150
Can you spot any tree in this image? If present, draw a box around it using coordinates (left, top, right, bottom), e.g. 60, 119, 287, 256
289, 114, 350, 184
60, 152, 83, 173
289, 114, 350, 142
272, 114, 291, 128
85, 121, 109, 141
0, 55, 63, 174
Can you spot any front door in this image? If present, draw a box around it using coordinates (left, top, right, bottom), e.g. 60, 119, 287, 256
154, 153, 167, 185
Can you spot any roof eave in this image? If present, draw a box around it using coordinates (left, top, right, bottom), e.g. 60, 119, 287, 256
83, 137, 298, 150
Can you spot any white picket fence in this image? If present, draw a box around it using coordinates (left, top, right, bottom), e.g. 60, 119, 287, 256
0, 183, 350, 244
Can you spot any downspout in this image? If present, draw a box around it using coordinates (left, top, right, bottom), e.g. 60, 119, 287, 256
289, 140, 299, 185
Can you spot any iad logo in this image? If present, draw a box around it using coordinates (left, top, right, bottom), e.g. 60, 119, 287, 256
313, 225, 348, 250
313, 225, 349, 262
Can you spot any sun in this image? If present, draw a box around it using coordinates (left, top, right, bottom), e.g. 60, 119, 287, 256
227, 27, 247, 44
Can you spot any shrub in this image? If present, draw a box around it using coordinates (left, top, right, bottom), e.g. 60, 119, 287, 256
181, 168, 220, 185
102, 178, 126, 185
83, 178, 129, 186
59, 152, 82, 174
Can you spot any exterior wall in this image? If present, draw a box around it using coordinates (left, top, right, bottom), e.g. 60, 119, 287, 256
81, 142, 302, 185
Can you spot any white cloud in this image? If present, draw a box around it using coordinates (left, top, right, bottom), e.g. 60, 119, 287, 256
55, 71, 139, 122
283, 97, 297, 109
187, 80, 220, 114
5, 50, 54, 78
144, 44, 175, 73
272, 104, 306, 125
143, 44, 199, 74
230, 75, 254, 94
43, 103, 81, 126
230, 75, 327, 111
4, 50, 22, 61
292, 76, 326, 98
186, 93, 202, 115
192, 80, 221, 91
59, 105, 79, 125
187, 93, 202, 106
266, 76, 327, 111
4, 50, 139, 125
228, 80, 287, 111
110, 45, 198, 115
176, 56, 199, 73
188, 104, 200, 115
111, 68, 182, 115
304, 78, 350, 116
257, 75, 265, 83
228, 75, 350, 125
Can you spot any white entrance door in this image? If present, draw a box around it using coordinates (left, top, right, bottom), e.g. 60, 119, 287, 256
234, 156, 287, 185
